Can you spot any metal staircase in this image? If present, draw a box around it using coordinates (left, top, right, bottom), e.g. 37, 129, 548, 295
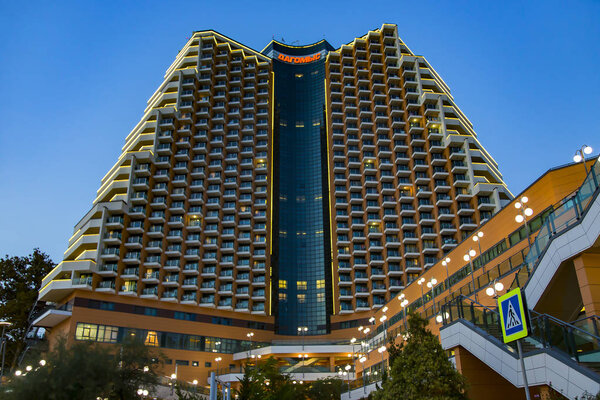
440, 295, 600, 398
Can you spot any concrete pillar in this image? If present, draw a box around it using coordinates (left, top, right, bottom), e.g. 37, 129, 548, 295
573, 253, 600, 317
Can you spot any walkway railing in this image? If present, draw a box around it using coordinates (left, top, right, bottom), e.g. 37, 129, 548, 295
509, 158, 600, 290
440, 295, 600, 367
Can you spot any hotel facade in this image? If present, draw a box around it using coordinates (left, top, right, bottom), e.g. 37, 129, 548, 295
34, 23, 600, 399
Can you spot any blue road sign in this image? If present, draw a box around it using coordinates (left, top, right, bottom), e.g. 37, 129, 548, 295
498, 287, 529, 343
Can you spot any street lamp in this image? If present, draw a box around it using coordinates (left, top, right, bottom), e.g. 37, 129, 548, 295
573, 145, 593, 174
350, 337, 357, 374
215, 357, 222, 376
379, 315, 388, 341
426, 278, 438, 314
359, 355, 367, 393
0, 320, 12, 380
170, 372, 177, 395
514, 196, 534, 248
192, 379, 198, 394
246, 332, 254, 359
486, 280, 505, 299
472, 231, 484, 272
359, 326, 371, 356
344, 364, 352, 398
417, 278, 426, 309
398, 294, 409, 329
377, 345, 386, 374
441, 257, 451, 291
463, 249, 479, 302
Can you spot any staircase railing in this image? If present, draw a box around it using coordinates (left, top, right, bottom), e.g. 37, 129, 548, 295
509, 158, 600, 291
441, 295, 600, 365
571, 315, 600, 338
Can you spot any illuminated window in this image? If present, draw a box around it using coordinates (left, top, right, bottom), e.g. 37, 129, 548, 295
145, 331, 159, 347
279, 293, 287, 301
317, 293, 325, 302
297, 281, 307, 290
76, 323, 97, 341
279, 280, 287, 289
312, 120, 320, 126
295, 121, 305, 128
316, 279, 325, 289
295, 73, 304, 78
298, 294, 306, 303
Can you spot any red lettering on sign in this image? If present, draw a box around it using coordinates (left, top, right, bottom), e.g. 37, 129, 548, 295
276, 52, 322, 64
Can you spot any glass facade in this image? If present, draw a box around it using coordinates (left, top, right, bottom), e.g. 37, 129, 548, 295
264, 41, 335, 335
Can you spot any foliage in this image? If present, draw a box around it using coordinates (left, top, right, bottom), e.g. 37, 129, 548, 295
1, 336, 161, 400
236, 357, 306, 400
234, 357, 344, 400
306, 377, 344, 400
0, 249, 55, 370
371, 313, 468, 400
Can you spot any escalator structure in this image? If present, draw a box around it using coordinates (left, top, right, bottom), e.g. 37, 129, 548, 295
440, 295, 600, 398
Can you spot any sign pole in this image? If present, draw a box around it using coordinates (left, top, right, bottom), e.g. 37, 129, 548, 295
516, 339, 531, 400
497, 287, 532, 400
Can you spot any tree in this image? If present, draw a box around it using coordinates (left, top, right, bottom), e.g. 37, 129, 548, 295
306, 377, 344, 400
1, 336, 162, 400
371, 313, 468, 400
236, 357, 306, 400
0, 249, 55, 371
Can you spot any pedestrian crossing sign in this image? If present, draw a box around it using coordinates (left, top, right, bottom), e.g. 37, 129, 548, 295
498, 287, 529, 343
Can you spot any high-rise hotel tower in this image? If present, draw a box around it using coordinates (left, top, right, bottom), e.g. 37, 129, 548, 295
37, 23, 511, 379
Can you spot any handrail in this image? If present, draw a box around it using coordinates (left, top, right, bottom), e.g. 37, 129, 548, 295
444, 295, 600, 343
571, 315, 600, 325
529, 309, 600, 342
509, 158, 600, 291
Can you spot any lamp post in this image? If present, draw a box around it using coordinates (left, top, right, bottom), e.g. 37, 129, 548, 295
417, 277, 426, 309
0, 321, 12, 380
463, 249, 478, 302
398, 294, 409, 329
379, 315, 388, 341
192, 379, 198, 394
297, 326, 308, 351
377, 345, 386, 375
426, 277, 438, 314
485, 280, 505, 299
358, 326, 371, 358
514, 196, 534, 248
441, 257, 451, 291
344, 364, 352, 398
573, 145, 593, 174
359, 355, 367, 393
215, 357, 222, 376
246, 332, 254, 360
170, 371, 177, 395
472, 231, 484, 272
350, 337, 357, 374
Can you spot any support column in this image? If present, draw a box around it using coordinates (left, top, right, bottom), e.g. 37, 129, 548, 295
573, 253, 600, 317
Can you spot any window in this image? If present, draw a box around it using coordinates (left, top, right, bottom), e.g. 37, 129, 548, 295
297, 281, 307, 290
316, 279, 325, 289
279, 280, 287, 289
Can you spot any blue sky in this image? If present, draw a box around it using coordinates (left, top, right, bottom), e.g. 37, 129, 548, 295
0, 0, 598, 262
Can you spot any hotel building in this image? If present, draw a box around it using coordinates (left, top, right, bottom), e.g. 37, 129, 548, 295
33, 24, 600, 399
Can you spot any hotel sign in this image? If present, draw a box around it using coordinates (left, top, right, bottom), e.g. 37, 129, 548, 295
275, 51, 323, 64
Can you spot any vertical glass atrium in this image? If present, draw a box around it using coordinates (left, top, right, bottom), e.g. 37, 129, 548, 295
263, 41, 335, 335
